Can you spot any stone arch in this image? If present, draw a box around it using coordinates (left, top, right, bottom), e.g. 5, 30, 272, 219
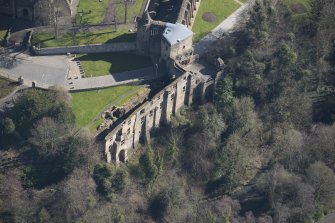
118, 149, 126, 162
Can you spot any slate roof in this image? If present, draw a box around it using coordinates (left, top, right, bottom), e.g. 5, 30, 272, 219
163, 23, 193, 46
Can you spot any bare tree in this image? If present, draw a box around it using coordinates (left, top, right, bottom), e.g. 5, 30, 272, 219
307, 161, 335, 208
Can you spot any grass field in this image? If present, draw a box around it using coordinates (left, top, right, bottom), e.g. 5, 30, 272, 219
75, 0, 110, 25
71, 85, 145, 128
31, 27, 136, 48
192, 0, 240, 42
115, 0, 145, 23
75, 0, 145, 25
0, 29, 7, 41
77, 52, 152, 77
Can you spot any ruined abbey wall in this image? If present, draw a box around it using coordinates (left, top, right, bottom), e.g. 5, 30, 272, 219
105, 71, 213, 164
0, 0, 72, 25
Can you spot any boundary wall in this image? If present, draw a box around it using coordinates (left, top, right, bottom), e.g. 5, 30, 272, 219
32, 42, 137, 55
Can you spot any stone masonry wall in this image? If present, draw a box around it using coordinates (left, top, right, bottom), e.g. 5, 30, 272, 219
33, 42, 137, 55
105, 71, 212, 164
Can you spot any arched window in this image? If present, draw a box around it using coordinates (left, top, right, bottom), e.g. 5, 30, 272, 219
23, 8, 29, 17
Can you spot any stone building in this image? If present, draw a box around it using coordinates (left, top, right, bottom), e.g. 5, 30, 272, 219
136, 0, 200, 68
105, 70, 213, 164
0, 0, 73, 25
104, 0, 210, 164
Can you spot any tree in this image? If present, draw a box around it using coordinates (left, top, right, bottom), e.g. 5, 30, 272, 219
307, 161, 335, 209
139, 147, 162, 183
149, 187, 181, 221
273, 128, 308, 173
213, 133, 248, 193
93, 164, 128, 199
214, 75, 234, 114
1, 117, 15, 135
278, 43, 298, 66
257, 164, 315, 222
228, 97, 262, 145
29, 117, 69, 158
8, 88, 73, 137
184, 132, 215, 181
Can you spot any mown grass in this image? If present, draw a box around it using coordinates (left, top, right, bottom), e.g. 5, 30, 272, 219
71, 85, 145, 127
115, 0, 145, 23
192, 0, 240, 42
31, 27, 136, 48
0, 29, 7, 41
77, 52, 152, 77
75, 0, 110, 25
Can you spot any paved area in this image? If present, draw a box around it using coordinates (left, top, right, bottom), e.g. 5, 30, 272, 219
194, 0, 254, 55
68, 66, 159, 91
1, 54, 69, 87
318, 213, 335, 223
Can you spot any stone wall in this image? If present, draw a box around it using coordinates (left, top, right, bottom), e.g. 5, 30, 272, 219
33, 42, 137, 55
176, 0, 200, 28
105, 71, 213, 164
0, 0, 72, 25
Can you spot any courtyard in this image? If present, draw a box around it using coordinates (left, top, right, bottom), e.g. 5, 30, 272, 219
192, 0, 241, 42
77, 52, 152, 77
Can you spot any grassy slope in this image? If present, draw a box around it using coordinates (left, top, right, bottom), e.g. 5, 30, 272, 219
71, 85, 145, 127
75, 0, 110, 25
31, 27, 136, 48
192, 0, 240, 42
0, 78, 16, 99
0, 29, 7, 41
77, 52, 152, 77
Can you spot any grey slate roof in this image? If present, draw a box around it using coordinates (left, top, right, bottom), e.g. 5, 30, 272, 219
163, 23, 193, 46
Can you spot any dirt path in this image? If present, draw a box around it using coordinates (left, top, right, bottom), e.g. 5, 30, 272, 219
234, 0, 244, 6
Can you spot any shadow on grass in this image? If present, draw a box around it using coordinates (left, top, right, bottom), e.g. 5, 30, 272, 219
77, 52, 152, 75
105, 33, 136, 43
33, 31, 136, 47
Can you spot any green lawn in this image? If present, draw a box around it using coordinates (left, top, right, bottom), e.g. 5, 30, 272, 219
71, 85, 145, 128
115, 0, 145, 23
192, 0, 240, 42
77, 52, 152, 77
75, 0, 110, 25
31, 27, 136, 48
0, 29, 7, 41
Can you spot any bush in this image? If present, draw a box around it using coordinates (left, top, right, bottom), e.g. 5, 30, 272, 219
93, 164, 127, 198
